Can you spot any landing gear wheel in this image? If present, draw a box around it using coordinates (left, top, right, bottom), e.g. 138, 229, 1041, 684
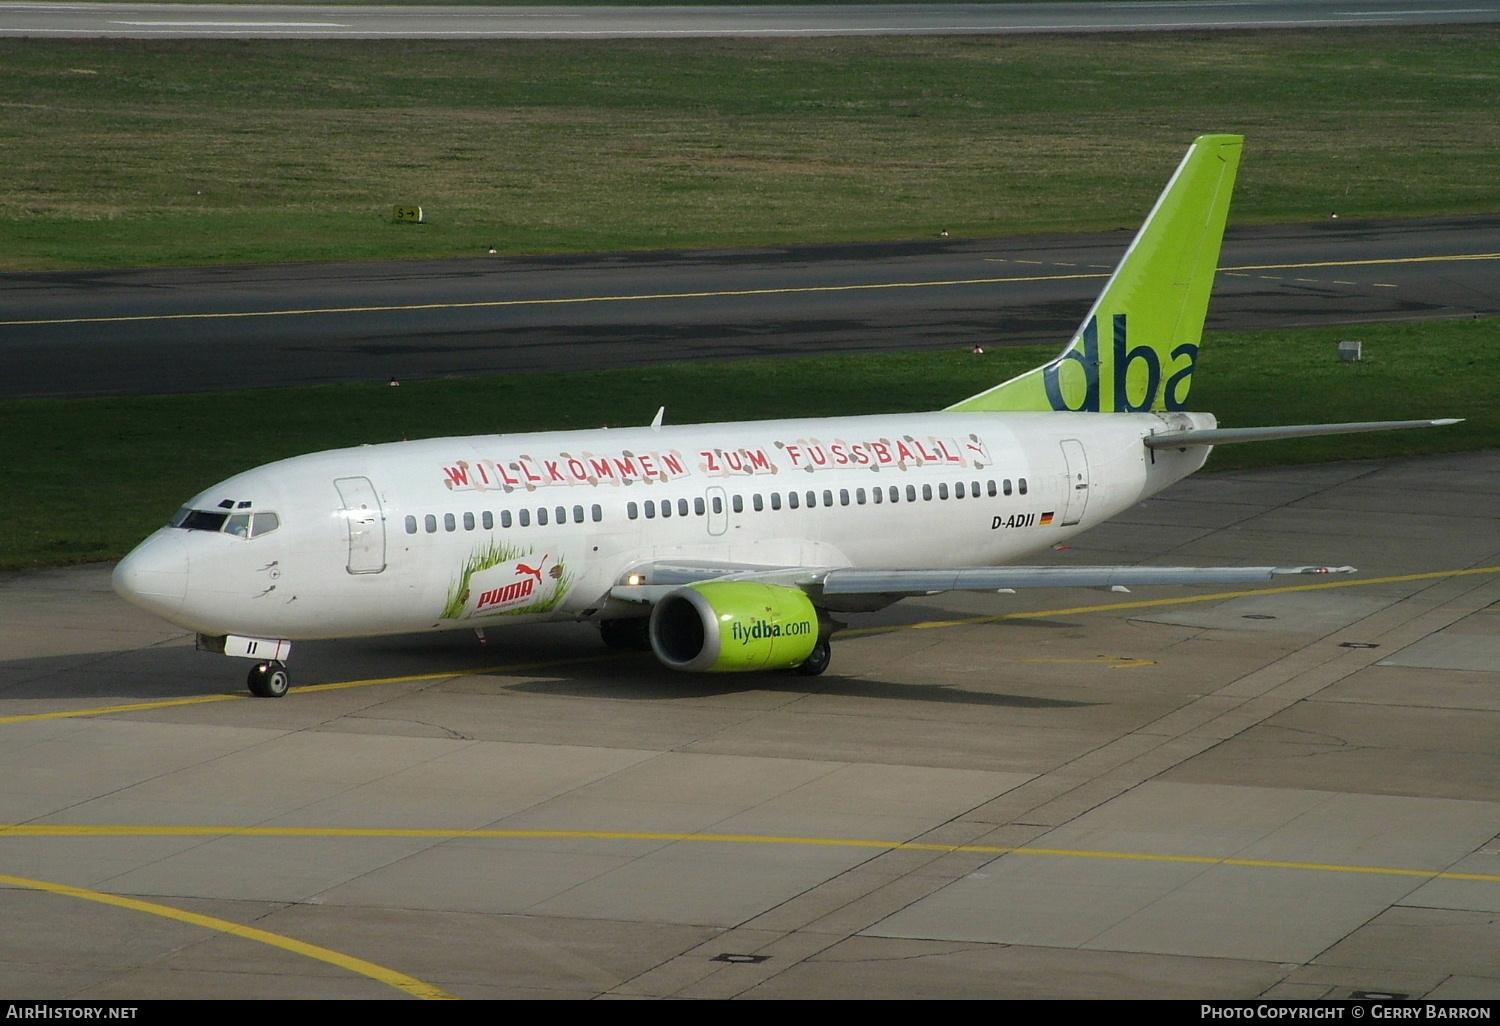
247, 661, 290, 698
599, 617, 652, 651
795, 638, 832, 677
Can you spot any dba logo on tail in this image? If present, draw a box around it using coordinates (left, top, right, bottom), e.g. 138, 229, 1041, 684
1042, 314, 1199, 413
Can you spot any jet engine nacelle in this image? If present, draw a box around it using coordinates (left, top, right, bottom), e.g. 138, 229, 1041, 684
650, 581, 819, 672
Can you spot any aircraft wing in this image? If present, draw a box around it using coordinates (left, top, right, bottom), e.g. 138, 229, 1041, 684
609, 561, 1353, 603
816, 564, 1351, 595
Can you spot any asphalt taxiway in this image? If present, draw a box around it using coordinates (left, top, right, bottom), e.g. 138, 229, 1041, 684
5, 216, 1499, 399
7, 1, 1500, 40
2, 449, 1497, 998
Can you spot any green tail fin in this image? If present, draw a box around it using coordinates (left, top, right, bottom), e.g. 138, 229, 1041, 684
947, 134, 1243, 414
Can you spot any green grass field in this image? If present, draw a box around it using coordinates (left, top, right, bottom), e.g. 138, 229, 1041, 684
3, 27, 1499, 269
1, 317, 1493, 570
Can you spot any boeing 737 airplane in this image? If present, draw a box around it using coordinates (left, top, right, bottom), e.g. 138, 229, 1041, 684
113, 135, 1454, 696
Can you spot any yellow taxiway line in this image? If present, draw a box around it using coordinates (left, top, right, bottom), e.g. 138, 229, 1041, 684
5, 563, 1498, 993
2, 565, 1496, 727
5, 822, 1492, 996
4, 826, 1498, 885
839, 563, 1500, 637
0, 871, 454, 1000
0, 654, 615, 725
0, 275, 1105, 327
5, 252, 1495, 328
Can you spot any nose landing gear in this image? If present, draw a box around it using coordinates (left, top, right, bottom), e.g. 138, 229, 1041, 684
247, 661, 290, 698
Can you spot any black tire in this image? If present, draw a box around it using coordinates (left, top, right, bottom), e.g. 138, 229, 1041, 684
795, 638, 832, 677
247, 661, 291, 698
599, 616, 652, 651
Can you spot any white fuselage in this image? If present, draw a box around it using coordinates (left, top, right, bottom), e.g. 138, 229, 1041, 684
113, 409, 1214, 641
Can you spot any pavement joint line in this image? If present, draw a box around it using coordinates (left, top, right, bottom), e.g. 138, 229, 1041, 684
0, 871, 455, 1000
2, 828, 1497, 884
5, 567, 1495, 725
6, 252, 1495, 327
944, 563, 1500, 829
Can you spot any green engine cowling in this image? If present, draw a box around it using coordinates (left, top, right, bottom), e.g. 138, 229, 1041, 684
650, 581, 819, 672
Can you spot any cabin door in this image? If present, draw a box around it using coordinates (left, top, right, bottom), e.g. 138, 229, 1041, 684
1059, 440, 1090, 527
334, 476, 387, 574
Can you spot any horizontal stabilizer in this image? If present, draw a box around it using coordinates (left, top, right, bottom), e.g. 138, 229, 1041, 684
1145, 419, 1461, 449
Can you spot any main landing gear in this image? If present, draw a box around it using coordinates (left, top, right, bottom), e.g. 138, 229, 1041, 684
247, 660, 290, 698
599, 616, 653, 652
795, 637, 832, 677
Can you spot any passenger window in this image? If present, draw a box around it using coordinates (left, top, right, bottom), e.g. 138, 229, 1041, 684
556, 506, 567, 525
501, 510, 513, 528
955, 482, 965, 499
770, 493, 782, 511
482, 511, 494, 530
463, 512, 475, 531
694, 497, 705, 516
1019, 478, 1028, 495
519, 509, 531, 527
938, 483, 949, 500
661, 500, 671, 519
988, 480, 998, 497
730, 495, 740, 513
855, 488, 865, 505
922, 484, 933, 501
628, 502, 639, 520
871, 487, 881, 504
424, 514, 437, 533
788, 492, 799, 509
824, 489, 834, 507
444, 513, 456, 532
644, 501, 656, 519
591, 504, 602, 523
538, 508, 549, 526
806, 490, 817, 508
405, 515, 417, 535
905, 485, 916, 502
1003, 479, 1013, 496
678, 498, 689, 517
753, 494, 763, 512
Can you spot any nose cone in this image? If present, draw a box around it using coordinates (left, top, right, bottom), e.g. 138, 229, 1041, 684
113, 530, 189, 621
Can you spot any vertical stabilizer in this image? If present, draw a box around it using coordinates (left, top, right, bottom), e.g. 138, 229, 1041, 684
947, 134, 1242, 413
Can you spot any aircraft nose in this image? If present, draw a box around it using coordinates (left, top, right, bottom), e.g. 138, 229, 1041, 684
112, 531, 189, 620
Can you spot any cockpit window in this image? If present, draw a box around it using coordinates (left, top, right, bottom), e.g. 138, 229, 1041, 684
170, 506, 280, 538
251, 512, 279, 538
171, 508, 229, 532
